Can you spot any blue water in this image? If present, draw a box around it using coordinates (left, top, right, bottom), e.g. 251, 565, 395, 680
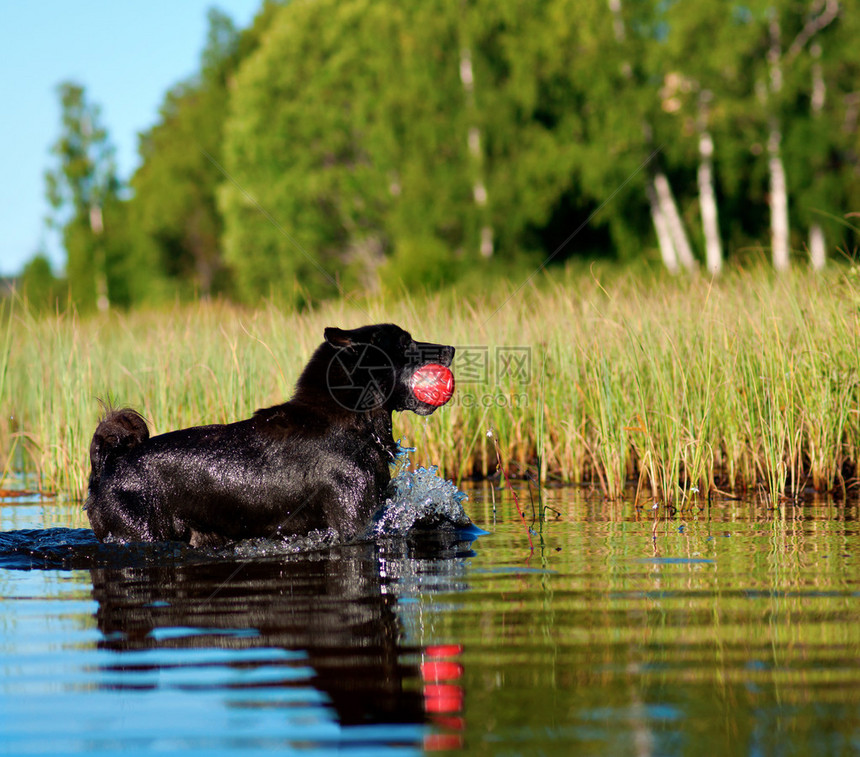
1, 476, 859, 755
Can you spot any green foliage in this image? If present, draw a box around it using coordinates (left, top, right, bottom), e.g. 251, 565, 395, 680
31, 0, 860, 308
124, 9, 246, 302
19, 255, 64, 312
657, 0, 860, 257
45, 82, 119, 221
45, 4, 287, 308
219, 0, 647, 301
220, 0, 395, 302
44, 81, 121, 310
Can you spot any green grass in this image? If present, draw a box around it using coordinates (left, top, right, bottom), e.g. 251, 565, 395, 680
2, 265, 859, 503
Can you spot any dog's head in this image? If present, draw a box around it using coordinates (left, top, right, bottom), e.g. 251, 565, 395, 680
322, 324, 455, 416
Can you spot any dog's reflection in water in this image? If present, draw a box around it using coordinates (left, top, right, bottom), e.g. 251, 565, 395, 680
91, 535, 469, 745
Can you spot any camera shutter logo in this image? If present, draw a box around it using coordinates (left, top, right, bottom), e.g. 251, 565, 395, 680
326, 344, 396, 411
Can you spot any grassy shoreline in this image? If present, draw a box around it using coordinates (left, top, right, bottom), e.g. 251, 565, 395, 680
2, 266, 858, 503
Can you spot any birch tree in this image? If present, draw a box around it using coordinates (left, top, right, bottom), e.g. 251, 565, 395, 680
645, 180, 679, 273
607, 0, 680, 271
659, 2, 757, 276
608, 0, 696, 273
697, 92, 723, 274
45, 82, 119, 311
653, 170, 697, 272
129, 8, 244, 300
765, 8, 791, 271
808, 42, 827, 269
458, 27, 493, 258
783, 0, 841, 269
754, 0, 841, 271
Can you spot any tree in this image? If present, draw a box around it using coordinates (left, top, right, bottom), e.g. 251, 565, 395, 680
760, 0, 843, 270
696, 91, 724, 274
127, 0, 859, 303
590, 0, 698, 273
45, 82, 120, 310
119, 4, 284, 304
221, 0, 394, 301
653, 0, 854, 273
765, 5, 792, 271
807, 41, 828, 269
222, 0, 641, 300
127, 9, 241, 300
20, 254, 64, 312
781, 0, 846, 269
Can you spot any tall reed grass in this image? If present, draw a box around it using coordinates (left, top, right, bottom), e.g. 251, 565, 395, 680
1, 266, 858, 503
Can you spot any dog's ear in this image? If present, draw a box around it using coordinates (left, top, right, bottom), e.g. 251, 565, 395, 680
324, 327, 356, 352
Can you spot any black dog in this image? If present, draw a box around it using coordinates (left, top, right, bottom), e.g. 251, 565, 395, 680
86, 324, 455, 546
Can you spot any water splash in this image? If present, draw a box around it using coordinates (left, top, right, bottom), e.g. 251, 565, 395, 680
368, 445, 476, 537
222, 528, 340, 559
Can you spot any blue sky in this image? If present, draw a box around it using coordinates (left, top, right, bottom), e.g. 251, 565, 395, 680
0, 0, 261, 277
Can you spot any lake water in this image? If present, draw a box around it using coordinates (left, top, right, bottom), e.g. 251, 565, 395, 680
1, 485, 858, 755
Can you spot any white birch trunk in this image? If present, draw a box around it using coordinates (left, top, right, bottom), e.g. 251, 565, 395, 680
607, 0, 626, 42
646, 180, 679, 274
607, 0, 633, 78
785, 5, 841, 269
768, 125, 790, 272
697, 128, 722, 275
654, 172, 696, 272
459, 46, 493, 258
809, 42, 826, 270
767, 12, 790, 272
809, 223, 826, 270
610, 0, 694, 274
89, 203, 110, 312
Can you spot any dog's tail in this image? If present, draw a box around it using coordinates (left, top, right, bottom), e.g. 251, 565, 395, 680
88, 407, 150, 489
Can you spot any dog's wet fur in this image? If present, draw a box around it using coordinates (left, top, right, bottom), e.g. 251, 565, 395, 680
86, 324, 454, 546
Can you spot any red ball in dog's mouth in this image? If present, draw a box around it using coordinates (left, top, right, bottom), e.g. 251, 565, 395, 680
410, 364, 455, 406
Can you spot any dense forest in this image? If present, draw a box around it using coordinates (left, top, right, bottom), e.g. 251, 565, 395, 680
26, 0, 860, 309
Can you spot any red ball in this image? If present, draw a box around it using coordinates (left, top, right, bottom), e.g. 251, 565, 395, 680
410, 364, 455, 406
